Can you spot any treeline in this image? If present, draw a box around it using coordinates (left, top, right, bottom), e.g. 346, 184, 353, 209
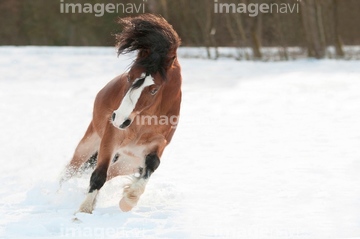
0, 0, 359, 59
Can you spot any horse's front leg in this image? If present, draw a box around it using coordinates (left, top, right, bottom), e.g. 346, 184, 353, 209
78, 135, 114, 213
119, 136, 167, 212
119, 152, 161, 212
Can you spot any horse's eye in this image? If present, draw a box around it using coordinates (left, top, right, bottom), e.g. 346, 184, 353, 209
150, 88, 159, 95
127, 75, 131, 82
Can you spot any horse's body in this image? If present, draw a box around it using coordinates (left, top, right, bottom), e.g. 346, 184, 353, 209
61, 14, 182, 213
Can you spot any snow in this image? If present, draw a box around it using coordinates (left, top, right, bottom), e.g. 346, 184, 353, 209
1, 46, 360, 239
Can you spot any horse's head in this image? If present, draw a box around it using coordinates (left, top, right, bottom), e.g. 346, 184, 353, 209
111, 70, 162, 130
112, 13, 181, 131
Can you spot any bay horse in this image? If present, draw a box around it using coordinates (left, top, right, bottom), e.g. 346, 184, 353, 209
61, 14, 182, 213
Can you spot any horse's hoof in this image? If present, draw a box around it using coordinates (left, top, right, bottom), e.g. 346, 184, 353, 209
119, 198, 134, 212
78, 205, 93, 214
78, 190, 98, 214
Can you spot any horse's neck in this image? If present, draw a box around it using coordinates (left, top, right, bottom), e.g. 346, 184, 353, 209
161, 67, 182, 112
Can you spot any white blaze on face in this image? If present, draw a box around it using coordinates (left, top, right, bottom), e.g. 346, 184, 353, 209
112, 73, 155, 129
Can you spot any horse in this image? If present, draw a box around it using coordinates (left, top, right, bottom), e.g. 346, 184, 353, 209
61, 14, 182, 213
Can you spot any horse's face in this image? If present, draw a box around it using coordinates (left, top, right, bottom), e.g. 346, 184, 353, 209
111, 71, 161, 130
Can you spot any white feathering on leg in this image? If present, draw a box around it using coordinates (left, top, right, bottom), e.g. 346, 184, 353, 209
78, 190, 99, 214
119, 177, 148, 212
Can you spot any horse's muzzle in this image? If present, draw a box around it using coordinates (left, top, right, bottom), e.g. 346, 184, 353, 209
119, 118, 131, 129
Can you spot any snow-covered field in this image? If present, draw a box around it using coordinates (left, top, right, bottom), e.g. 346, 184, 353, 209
1, 46, 360, 239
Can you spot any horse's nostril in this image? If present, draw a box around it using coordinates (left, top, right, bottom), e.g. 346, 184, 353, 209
112, 112, 116, 121
119, 119, 131, 129
122, 119, 131, 127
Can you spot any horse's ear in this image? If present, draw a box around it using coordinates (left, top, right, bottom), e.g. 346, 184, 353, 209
166, 56, 176, 69
138, 49, 150, 58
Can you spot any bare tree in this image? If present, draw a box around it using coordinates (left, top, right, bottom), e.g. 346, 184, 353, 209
233, 11, 250, 60
250, 13, 262, 59
332, 0, 344, 57
274, 1, 289, 60
300, 0, 325, 58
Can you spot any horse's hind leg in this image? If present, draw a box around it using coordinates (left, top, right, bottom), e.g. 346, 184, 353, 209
80, 151, 98, 172
61, 121, 101, 182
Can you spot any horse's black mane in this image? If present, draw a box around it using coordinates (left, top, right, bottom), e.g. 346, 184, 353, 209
116, 14, 181, 80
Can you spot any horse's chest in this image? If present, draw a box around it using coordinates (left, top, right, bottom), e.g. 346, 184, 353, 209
116, 144, 146, 161
108, 144, 148, 177
111, 144, 147, 168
